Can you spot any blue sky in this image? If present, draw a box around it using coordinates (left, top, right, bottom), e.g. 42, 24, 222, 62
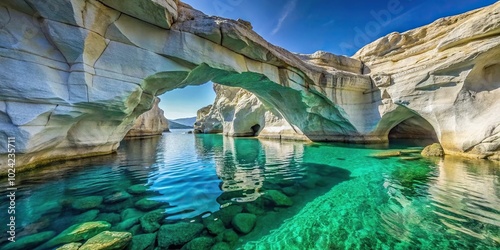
160, 0, 497, 119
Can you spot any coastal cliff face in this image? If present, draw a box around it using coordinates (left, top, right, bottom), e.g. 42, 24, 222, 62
125, 97, 169, 138
353, 4, 500, 160
0, 0, 499, 171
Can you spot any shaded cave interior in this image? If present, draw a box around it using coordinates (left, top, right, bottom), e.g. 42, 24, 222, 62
388, 115, 439, 146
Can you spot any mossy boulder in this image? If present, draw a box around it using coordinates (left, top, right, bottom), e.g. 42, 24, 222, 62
203, 216, 226, 235
100, 199, 134, 213
71, 196, 103, 210
231, 213, 256, 234
42, 221, 111, 248
182, 237, 215, 250
221, 229, 239, 245
121, 208, 145, 221
103, 190, 132, 204
262, 190, 293, 207
72, 209, 99, 224
212, 205, 243, 226
79, 231, 132, 250
158, 222, 204, 248
129, 233, 157, 250
113, 217, 139, 231
244, 202, 265, 215
2, 231, 55, 250
281, 186, 299, 197
140, 209, 165, 233
55, 242, 82, 250
421, 143, 444, 157
135, 198, 164, 211
127, 184, 149, 195
95, 212, 121, 224
211, 242, 232, 250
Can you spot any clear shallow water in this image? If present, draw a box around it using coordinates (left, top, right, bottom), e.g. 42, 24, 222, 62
0, 130, 498, 249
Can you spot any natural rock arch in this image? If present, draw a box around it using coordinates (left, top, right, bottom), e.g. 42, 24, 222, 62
0, 0, 500, 172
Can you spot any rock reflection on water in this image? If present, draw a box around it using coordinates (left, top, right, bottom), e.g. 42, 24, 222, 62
215, 138, 307, 202
381, 156, 500, 247
431, 157, 500, 244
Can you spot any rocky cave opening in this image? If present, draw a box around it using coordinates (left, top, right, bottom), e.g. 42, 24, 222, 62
251, 124, 261, 136
388, 116, 439, 146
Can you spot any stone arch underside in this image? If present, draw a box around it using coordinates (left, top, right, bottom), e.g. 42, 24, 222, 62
1, 0, 500, 171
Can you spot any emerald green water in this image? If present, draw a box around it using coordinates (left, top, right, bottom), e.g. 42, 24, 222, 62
0, 131, 499, 249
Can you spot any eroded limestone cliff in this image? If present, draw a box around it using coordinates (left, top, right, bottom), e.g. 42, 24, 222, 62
0, 0, 499, 172
194, 84, 305, 140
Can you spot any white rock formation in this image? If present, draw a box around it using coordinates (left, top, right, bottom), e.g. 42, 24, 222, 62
125, 97, 169, 138
0, 0, 498, 172
194, 84, 305, 140
353, 3, 500, 160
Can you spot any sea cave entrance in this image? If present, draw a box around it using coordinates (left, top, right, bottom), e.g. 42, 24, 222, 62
388, 115, 438, 147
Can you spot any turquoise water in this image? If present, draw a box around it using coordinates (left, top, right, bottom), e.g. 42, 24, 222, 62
0, 130, 499, 249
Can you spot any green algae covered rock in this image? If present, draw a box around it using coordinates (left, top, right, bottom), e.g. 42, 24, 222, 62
221, 229, 239, 245
2, 231, 55, 250
204, 217, 226, 235
121, 208, 145, 221
158, 222, 204, 248
182, 237, 215, 250
42, 221, 111, 248
140, 209, 166, 233
135, 198, 164, 211
71, 196, 103, 210
127, 184, 149, 195
262, 190, 293, 207
211, 242, 232, 250
212, 205, 243, 226
231, 213, 256, 234
55, 242, 82, 250
72, 210, 99, 224
79, 231, 132, 250
113, 217, 139, 231
129, 233, 157, 250
95, 212, 121, 224
103, 190, 132, 204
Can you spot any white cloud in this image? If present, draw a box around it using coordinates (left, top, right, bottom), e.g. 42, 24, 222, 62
272, 0, 298, 35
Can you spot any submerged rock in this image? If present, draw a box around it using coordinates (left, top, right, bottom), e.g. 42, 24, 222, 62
72, 210, 99, 224
127, 184, 149, 195
182, 237, 215, 250
221, 229, 239, 245
42, 221, 111, 248
113, 217, 140, 231
203, 217, 226, 235
121, 208, 145, 221
212, 205, 243, 226
370, 151, 402, 159
262, 190, 293, 207
211, 242, 232, 250
103, 190, 132, 204
79, 231, 132, 250
140, 209, 166, 233
2, 231, 55, 250
71, 196, 104, 211
231, 213, 257, 234
245, 203, 266, 215
135, 198, 164, 211
282, 186, 299, 197
158, 222, 204, 248
129, 233, 157, 250
95, 213, 121, 224
55, 242, 82, 250
421, 143, 444, 157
